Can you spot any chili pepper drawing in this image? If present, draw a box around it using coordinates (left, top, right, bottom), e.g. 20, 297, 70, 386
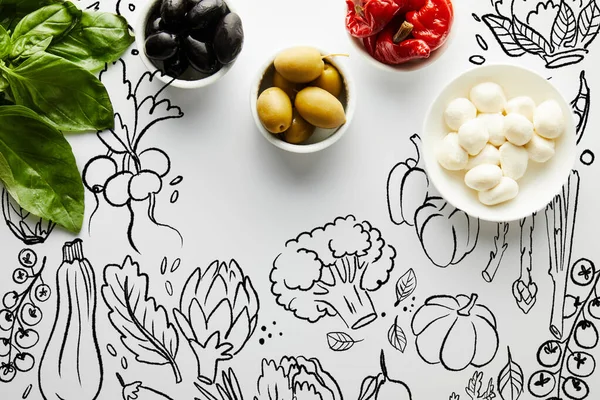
345, 0, 401, 38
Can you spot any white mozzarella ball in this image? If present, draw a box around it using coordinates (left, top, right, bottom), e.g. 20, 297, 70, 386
477, 113, 505, 146
503, 113, 534, 146
467, 144, 501, 170
444, 98, 477, 131
458, 119, 489, 155
505, 96, 536, 121
499, 142, 529, 180
525, 132, 555, 163
470, 82, 506, 113
464, 164, 503, 191
534, 100, 565, 139
436, 133, 469, 170
478, 177, 519, 206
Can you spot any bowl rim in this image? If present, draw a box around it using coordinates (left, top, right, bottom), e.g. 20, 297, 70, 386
249, 46, 357, 154
345, 17, 457, 73
134, 0, 236, 89
421, 62, 577, 222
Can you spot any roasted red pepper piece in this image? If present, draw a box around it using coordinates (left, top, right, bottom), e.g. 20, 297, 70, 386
345, 0, 402, 38
406, 0, 454, 51
363, 17, 430, 65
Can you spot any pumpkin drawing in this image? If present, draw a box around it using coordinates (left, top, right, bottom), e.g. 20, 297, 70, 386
411, 293, 499, 371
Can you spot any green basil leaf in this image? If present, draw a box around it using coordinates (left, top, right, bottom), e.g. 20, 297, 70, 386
47, 10, 134, 72
11, 2, 79, 43
0, 25, 10, 58
10, 33, 51, 59
0, 51, 114, 132
0, 104, 84, 232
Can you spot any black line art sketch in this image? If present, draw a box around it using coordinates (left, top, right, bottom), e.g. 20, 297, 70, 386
481, 0, 600, 68
39, 239, 103, 400
254, 356, 343, 400
83, 59, 184, 253
546, 170, 580, 340
580, 149, 595, 166
270, 215, 396, 330
159, 257, 180, 297
101, 255, 181, 383
327, 332, 362, 352
482, 222, 510, 283
173, 260, 259, 385
448, 370, 496, 400
572, 71, 590, 145
528, 258, 599, 399
512, 215, 538, 314
357, 350, 412, 400
387, 135, 480, 269
0, 249, 49, 384
497, 347, 523, 400
469, 33, 490, 65
117, 372, 174, 400
388, 316, 408, 353
411, 293, 499, 372
394, 268, 417, 307
1, 189, 55, 245
22, 383, 32, 398
195, 368, 243, 400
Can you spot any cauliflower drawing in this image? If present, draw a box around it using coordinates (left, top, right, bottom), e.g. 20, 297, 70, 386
270, 215, 396, 330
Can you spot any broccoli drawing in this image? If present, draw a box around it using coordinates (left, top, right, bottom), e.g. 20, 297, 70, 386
270, 215, 396, 330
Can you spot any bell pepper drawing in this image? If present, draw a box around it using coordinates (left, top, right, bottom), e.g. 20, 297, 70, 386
483, 0, 600, 68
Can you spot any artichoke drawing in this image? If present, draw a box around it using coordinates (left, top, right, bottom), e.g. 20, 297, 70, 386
2, 189, 55, 245
174, 260, 259, 384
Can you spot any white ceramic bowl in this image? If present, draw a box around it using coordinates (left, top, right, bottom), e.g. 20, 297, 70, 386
135, 0, 237, 89
422, 64, 577, 222
346, 19, 456, 73
250, 48, 356, 153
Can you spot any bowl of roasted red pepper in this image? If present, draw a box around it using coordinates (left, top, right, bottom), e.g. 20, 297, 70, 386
345, 0, 454, 71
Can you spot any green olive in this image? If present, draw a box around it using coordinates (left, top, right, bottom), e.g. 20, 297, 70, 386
295, 87, 346, 129
284, 110, 316, 144
274, 46, 324, 83
310, 63, 343, 98
256, 87, 292, 134
273, 70, 301, 102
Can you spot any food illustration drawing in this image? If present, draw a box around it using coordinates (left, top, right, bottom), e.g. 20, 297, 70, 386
270, 215, 396, 330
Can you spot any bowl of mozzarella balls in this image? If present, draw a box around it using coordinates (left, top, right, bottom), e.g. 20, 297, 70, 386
422, 64, 576, 222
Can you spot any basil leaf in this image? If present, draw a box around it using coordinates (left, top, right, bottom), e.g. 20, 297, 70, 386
10, 33, 52, 59
0, 51, 114, 132
0, 104, 84, 232
11, 2, 79, 43
0, 25, 10, 58
47, 10, 134, 72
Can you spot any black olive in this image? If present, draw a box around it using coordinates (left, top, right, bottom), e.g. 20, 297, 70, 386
183, 36, 220, 74
145, 16, 164, 36
186, 0, 227, 31
190, 27, 213, 43
213, 12, 243, 64
145, 32, 179, 60
163, 49, 189, 78
160, 0, 189, 26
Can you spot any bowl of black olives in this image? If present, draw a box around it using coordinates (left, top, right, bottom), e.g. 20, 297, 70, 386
136, 0, 244, 89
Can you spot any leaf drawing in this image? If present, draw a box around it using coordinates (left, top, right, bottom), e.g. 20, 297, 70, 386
326, 332, 362, 352
465, 371, 495, 400
578, 0, 600, 47
101, 256, 182, 383
497, 347, 523, 400
358, 375, 380, 400
395, 268, 417, 306
387, 316, 407, 353
481, 14, 526, 56
551, 1, 577, 49
512, 16, 553, 55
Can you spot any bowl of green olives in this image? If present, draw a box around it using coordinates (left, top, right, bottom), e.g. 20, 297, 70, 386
136, 0, 244, 89
250, 46, 356, 153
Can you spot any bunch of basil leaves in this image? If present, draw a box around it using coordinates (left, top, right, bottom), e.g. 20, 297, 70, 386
0, 0, 134, 233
